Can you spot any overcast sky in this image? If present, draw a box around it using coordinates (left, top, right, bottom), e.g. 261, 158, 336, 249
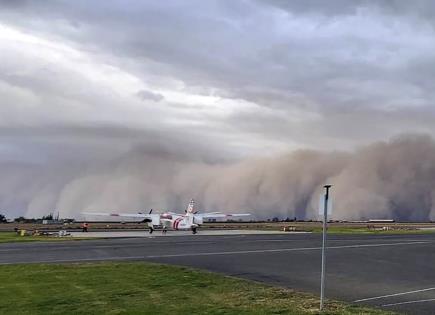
1, 0, 435, 163
1, 1, 435, 218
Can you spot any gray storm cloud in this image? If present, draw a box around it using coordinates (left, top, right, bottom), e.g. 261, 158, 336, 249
1, 1, 435, 222
136, 90, 164, 102
2, 134, 435, 222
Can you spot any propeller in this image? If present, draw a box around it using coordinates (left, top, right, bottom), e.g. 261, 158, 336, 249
149, 209, 153, 214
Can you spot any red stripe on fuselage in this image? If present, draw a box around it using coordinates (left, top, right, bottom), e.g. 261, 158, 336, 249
173, 217, 183, 230
176, 217, 183, 229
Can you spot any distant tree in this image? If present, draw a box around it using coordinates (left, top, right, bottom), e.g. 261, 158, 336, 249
0, 214, 7, 223
42, 214, 53, 221
14, 216, 26, 223
13, 216, 38, 223
272, 217, 279, 222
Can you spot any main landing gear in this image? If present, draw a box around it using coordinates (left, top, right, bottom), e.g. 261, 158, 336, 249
149, 227, 154, 234
191, 227, 197, 235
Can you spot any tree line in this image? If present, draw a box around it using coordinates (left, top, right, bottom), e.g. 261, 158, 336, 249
0, 214, 68, 223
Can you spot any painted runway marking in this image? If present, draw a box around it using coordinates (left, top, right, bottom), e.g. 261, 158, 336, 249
354, 286, 435, 303
146, 241, 430, 259
382, 298, 435, 307
255, 237, 433, 243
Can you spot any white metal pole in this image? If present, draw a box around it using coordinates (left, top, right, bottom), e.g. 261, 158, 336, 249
320, 185, 331, 311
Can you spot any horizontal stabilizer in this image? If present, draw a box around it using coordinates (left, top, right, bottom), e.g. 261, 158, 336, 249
82, 212, 151, 218
197, 213, 251, 219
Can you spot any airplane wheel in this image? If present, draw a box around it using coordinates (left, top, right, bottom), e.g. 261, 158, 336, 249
192, 227, 197, 234
149, 227, 154, 234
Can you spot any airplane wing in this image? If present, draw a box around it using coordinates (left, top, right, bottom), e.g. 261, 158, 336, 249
160, 218, 173, 222
166, 211, 180, 215
82, 212, 152, 219
198, 213, 251, 219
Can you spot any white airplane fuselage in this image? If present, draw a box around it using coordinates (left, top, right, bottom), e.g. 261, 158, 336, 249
151, 212, 198, 231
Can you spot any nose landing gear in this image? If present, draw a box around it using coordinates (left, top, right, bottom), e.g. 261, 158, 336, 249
149, 227, 154, 234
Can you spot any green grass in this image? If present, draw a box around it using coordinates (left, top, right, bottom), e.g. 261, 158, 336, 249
0, 262, 394, 315
0, 232, 92, 243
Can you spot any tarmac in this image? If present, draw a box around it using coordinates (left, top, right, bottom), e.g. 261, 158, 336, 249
1, 230, 435, 314
69, 229, 296, 238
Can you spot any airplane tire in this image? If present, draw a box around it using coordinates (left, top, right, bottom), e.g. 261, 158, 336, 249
149, 227, 154, 234
192, 227, 197, 235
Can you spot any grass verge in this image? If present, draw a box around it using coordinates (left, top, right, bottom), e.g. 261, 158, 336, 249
0, 262, 395, 315
0, 232, 93, 243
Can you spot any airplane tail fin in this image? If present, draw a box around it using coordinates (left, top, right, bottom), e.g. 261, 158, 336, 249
185, 199, 196, 226
186, 199, 195, 214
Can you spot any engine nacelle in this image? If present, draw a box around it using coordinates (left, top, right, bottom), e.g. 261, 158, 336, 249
150, 214, 161, 226
193, 215, 203, 225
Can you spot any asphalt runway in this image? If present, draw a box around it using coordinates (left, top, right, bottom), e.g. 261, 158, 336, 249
69, 229, 293, 237
1, 232, 435, 314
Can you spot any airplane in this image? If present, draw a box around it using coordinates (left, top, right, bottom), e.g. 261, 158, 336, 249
82, 199, 250, 234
